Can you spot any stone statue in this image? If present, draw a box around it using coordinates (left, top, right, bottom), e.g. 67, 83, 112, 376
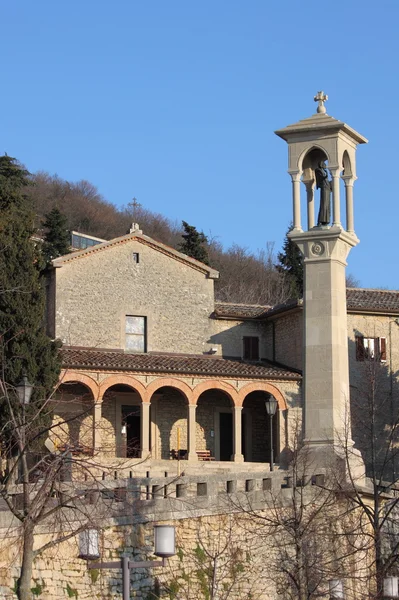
315, 161, 331, 226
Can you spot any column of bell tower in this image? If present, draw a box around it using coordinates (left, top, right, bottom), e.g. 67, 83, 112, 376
275, 92, 367, 479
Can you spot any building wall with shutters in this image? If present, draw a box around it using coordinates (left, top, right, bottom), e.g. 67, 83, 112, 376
347, 313, 399, 476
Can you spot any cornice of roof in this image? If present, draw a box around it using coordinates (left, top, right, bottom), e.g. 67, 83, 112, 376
52, 231, 219, 279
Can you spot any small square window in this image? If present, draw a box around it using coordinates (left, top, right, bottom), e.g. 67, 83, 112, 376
126, 316, 146, 352
243, 337, 259, 361
132, 253, 140, 264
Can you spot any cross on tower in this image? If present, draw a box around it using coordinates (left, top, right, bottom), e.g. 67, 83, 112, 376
314, 90, 328, 114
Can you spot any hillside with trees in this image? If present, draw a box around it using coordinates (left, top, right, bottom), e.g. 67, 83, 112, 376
27, 170, 357, 306
27, 171, 295, 306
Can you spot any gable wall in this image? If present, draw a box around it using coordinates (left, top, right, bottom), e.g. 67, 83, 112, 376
54, 240, 215, 354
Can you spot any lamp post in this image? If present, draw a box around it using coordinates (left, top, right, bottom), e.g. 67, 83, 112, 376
16, 375, 34, 459
85, 525, 176, 600
265, 396, 277, 472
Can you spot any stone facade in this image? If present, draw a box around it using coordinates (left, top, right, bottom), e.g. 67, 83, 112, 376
51, 236, 217, 354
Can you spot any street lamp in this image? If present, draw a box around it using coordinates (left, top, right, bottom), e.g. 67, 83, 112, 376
16, 375, 34, 405
87, 524, 176, 600
384, 576, 399, 599
329, 579, 344, 599
265, 396, 278, 472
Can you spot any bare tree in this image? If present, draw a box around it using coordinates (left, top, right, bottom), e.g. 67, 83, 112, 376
335, 340, 399, 600
0, 377, 137, 600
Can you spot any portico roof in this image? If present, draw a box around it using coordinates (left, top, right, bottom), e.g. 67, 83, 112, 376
61, 347, 301, 380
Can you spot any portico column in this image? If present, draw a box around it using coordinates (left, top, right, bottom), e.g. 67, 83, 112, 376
304, 179, 315, 230
290, 172, 302, 231
331, 168, 341, 227
343, 176, 355, 233
93, 394, 103, 453
231, 406, 244, 463
140, 402, 151, 459
187, 404, 198, 461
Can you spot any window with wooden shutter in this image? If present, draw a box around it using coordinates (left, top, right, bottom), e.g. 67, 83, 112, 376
380, 337, 387, 361
356, 336, 386, 362
243, 336, 259, 360
356, 336, 365, 361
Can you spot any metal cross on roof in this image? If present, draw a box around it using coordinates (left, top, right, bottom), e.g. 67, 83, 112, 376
314, 90, 328, 114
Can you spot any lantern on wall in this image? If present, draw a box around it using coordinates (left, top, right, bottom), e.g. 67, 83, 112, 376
79, 529, 100, 560
154, 525, 175, 558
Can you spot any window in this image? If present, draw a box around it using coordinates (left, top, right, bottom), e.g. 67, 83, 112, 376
243, 336, 259, 360
125, 316, 146, 352
132, 252, 140, 264
356, 336, 386, 361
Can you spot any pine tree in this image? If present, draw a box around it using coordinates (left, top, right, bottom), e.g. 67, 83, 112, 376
179, 221, 209, 265
276, 225, 304, 298
42, 207, 71, 263
0, 156, 61, 437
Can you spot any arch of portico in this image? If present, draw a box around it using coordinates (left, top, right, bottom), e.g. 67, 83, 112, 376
61, 370, 289, 465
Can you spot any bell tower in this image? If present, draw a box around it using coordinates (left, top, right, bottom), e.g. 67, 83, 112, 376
275, 93, 367, 477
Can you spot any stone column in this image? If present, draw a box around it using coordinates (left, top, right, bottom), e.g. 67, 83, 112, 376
93, 394, 103, 453
304, 179, 315, 230
290, 172, 302, 231
187, 404, 198, 461
343, 176, 355, 233
231, 406, 244, 462
289, 227, 365, 482
140, 402, 151, 459
330, 168, 341, 226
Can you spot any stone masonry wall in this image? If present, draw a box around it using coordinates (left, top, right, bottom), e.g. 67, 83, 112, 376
54, 239, 216, 354
209, 317, 271, 358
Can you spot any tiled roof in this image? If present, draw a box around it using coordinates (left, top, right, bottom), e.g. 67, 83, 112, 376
62, 348, 301, 380
215, 289, 399, 320
346, 288, 399, 313
214, 303, 271, 319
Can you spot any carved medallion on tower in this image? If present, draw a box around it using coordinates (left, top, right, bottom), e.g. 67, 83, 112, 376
311, 241, 325, 256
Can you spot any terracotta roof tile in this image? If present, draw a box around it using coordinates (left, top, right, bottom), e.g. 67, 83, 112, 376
346, 288, 399, 313
62, 348, 300, 380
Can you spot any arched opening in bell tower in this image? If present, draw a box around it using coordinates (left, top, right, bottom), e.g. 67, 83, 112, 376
300, 147, 329, 231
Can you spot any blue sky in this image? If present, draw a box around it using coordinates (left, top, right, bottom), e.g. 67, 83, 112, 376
1, 1, 398, 289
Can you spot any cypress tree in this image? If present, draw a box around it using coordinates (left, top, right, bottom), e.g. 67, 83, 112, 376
179, 221, 209, 265
42, 207, 71, 264
0, 156, 61, 442
276, 225, 304, 298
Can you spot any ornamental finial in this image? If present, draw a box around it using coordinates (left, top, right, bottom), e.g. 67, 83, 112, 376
314, 91, 328, 114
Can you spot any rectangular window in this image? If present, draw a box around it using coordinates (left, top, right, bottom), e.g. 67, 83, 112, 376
356, 336, 386, 361
125, 316, 146, 352
243, 336, 259, 360
132, 252, 140, 264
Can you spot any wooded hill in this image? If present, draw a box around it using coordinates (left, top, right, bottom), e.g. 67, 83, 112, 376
26, 171, 326, 306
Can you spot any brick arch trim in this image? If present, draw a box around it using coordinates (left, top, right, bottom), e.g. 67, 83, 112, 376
59, 371, 99, 399
99, 375, 147, 401
237, 382, 287, 410
192, 380, 238, 407
146, 378, 193, 404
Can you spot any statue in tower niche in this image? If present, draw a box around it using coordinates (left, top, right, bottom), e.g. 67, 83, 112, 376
315, 161, 332, 226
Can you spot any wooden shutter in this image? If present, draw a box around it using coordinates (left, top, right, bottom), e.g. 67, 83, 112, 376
356, 336, 365, 361
251, 337, 259, 360
243, 337, 251, 359
380, 337, 387, 361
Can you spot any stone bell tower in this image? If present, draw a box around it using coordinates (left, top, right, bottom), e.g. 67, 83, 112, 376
275, 92, 367, 477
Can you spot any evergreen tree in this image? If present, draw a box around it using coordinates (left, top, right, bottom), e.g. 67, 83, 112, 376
179, 220, 209, 265
42, 207, 71, 263
276, 225, 304, 298
0, 156, 61, 439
